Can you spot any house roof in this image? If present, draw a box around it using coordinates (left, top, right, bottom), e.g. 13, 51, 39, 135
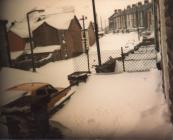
43, 12, 75, 30
9, 12, 76, 38
10, 19, 41, 38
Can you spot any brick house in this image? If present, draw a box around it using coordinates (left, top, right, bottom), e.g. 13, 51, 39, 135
33, 15, 83, 58
6, 12, 83, 70
8, 12, 83, 61
109, 0, 154, 33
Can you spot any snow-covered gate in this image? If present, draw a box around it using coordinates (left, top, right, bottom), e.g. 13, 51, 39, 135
72, 44, 157, 73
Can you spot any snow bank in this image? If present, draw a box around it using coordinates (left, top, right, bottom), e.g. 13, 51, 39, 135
36, 58, 75, 87
0, 60, 75, 91
10, 51, 24, 60
25, 45, 61, 54
50, 70, 173, 139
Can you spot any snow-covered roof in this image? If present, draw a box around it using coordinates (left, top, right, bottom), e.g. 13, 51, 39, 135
10, 18, 43, 38
43, 12, 75, 30
9, 12, 75, 38
25, 45, 61, 54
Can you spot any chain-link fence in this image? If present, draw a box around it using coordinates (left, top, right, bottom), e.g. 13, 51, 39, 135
72, 44, 157, 73
124, 44, 157, 72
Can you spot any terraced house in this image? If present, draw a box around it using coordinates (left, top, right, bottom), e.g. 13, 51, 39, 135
109, 0, 154, 33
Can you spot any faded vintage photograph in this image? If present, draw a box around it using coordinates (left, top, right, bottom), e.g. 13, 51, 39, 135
0, 0, 173, 139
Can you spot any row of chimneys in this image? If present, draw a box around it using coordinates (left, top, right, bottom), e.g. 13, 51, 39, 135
114, 0, 149, 13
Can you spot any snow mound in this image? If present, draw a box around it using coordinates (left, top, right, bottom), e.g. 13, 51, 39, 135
50, 70, 173, 139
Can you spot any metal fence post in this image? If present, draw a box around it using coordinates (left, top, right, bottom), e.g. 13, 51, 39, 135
92, 0, 102, 66
121, 47, 125, 72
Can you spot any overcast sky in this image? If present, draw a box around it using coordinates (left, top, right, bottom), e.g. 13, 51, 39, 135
0, 0, 148, 26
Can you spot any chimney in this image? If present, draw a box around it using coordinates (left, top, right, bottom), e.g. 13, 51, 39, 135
114, 9, 118, 14
118, 9, 121, 13
138, 2, 142, 6
132, 4, 136, 8
127, 5, 131, 9
144, 0, 149, 4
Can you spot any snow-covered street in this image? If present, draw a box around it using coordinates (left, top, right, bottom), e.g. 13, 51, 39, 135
90, 32, 141, 52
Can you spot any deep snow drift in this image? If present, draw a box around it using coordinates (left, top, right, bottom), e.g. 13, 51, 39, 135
50, 70, 173, 139
1, 67, 173, 139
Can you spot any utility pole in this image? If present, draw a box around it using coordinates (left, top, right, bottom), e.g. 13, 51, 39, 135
80, 15, 90, 72
92, 0, 101, 66
100, 16, 103, 31
105, 20, 107, 33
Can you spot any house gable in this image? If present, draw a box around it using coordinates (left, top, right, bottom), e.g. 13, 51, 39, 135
68, 16, 82, 30
88, 22, 96, 46
68, 16, 83, 55
33, 22, 60, 46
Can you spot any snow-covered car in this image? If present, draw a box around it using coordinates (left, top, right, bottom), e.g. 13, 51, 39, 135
1, 83, 71, 110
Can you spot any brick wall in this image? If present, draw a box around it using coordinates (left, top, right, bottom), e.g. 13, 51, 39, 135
88, 22, 96, 46
68, 17, 83, 56
8, 31, 26, 52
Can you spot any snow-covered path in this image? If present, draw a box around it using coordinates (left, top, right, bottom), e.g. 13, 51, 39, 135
50, 70, 173, 139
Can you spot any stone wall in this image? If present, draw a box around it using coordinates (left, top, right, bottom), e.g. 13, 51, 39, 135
164, 0, 173, 117
158, 0, 173, 122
